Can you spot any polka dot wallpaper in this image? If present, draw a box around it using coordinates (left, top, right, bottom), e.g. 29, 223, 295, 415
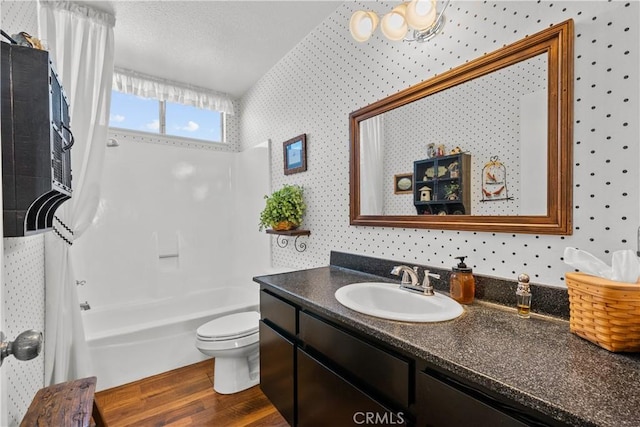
2, 1, 49, 422
241, 1, 639, 288
3, 236, 45, 426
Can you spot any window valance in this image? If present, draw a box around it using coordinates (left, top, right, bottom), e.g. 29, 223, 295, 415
112, 67, 235, 115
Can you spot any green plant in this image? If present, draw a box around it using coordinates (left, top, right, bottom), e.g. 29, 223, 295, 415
259, 185, 306, 231
444, 183, 460, 199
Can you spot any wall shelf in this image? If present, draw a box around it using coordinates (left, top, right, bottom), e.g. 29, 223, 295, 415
414, 153, 471, 216
266, 229, 310, 252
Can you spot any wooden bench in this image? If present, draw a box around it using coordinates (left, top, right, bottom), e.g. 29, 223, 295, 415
20, 376, 106, 427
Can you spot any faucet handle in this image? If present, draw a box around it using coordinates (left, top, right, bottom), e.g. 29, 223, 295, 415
422, 270, 440, 296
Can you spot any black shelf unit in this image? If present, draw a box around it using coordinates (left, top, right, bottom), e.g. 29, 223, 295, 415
413, 153, 471, 215
1, 42, 72, 236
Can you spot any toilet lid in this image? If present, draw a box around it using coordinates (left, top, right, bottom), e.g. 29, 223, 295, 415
197, 311, 259, 340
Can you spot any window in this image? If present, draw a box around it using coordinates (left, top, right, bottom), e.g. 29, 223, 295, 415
165, 101, 223, 142
109, 91, 159, 133
109, 90, 225, 143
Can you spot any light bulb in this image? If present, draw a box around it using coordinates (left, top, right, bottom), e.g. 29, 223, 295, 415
405, 0, 437, 31
349, 10, 379, 42
381, 4, 408, 41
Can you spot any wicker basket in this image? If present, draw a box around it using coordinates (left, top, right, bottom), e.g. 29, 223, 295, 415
565, 272, 640, 352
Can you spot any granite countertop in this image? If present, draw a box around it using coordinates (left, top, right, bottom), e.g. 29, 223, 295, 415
254, 265, 640, 427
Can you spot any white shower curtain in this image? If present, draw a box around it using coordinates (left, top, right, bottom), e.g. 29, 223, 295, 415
359, 116, 385, 215
38, 0, 115, 384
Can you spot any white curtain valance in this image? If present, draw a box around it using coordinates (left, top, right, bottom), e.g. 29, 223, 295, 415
39, 0, 116, 27
112, 67, 235, 115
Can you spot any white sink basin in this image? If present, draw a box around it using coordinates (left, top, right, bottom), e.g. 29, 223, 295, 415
335, 282, 464, 322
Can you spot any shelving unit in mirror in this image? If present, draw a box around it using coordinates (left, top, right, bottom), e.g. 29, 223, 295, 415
414, 153, 471, 215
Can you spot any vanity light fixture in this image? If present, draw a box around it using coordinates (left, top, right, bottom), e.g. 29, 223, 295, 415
349, 0, 449, 43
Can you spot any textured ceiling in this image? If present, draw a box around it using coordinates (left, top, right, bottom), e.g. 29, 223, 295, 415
105, 1, 342, 98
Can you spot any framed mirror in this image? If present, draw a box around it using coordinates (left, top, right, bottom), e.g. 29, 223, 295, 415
349, 20, 573, 235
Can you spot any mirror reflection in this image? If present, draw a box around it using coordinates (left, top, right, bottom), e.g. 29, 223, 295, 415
359, 54, 548, 217
350, 19, 573, 235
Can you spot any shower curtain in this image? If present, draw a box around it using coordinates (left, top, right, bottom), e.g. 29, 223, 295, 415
360, 115, 385, 215
38, 0, 115, 384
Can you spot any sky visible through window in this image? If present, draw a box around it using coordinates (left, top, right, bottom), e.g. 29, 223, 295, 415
109, 91, 223, 142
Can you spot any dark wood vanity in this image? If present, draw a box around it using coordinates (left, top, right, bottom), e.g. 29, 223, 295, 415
259, 288, 562, 426
255, 252, 640, 427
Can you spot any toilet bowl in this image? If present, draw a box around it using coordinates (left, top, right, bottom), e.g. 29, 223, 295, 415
195, 311, 260, 394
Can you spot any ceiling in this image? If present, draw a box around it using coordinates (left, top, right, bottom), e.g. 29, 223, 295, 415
94, 1, 342, 98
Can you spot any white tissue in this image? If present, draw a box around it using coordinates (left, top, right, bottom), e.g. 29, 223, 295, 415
564, 247, 640, 283
611, 250, 640, 283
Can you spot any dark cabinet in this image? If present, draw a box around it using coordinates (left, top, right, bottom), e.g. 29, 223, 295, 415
299, 311, 410, 408
260, 289, 410, 427
259, 287, 560, 427
416, 371, 528, 427
1, 42, 72, 237
260, 290, 297, 336
259, 321, 295, 426
413, 153, 470, 215
297, 348, 405, 427
259, 290, 298, 425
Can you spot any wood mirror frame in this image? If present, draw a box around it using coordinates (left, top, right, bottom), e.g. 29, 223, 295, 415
349, 19, 573, 235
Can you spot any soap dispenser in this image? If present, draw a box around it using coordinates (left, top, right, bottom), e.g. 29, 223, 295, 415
450, 256, 475, 304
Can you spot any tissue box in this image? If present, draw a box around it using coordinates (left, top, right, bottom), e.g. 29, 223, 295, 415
565, 272, 640, 352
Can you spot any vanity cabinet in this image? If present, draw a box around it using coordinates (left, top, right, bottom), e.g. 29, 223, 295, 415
259, 291, 297, 425
299, 311, 410, 408
416, 371, 530, 427
413, 153, 471, 215
259, 287, 562, 427
297, 348, 404, 426
259, 289, 410, 426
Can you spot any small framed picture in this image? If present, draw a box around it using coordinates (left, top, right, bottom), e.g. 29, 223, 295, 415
394, 173, 413, 194
283, 134, 307, 175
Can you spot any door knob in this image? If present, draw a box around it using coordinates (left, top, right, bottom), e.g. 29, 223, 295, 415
0, 329, 43, 366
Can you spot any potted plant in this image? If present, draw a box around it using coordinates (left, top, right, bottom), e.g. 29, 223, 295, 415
259, 184, 306, 231
444, 183, 460, 200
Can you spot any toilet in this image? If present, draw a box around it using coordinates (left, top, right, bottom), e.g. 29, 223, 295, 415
195, 311, 260, 394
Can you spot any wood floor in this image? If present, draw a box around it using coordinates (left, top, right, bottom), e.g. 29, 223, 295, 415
94, 360, 289, 427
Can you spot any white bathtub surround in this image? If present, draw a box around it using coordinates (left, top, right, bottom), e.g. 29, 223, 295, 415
38, 0, 116, 385
74, 138, 274, 308
74, 140, 278, 390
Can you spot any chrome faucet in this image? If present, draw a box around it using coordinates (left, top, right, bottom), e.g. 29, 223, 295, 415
390, 265, 419, 286
391, 265, 439, 296
79, 301, 91, 311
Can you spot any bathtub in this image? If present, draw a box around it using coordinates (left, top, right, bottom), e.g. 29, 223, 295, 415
84, 282, 261, 391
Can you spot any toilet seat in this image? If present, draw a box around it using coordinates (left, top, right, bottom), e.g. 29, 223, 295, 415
196, 311, 259, 342
194, 311, 261, 394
